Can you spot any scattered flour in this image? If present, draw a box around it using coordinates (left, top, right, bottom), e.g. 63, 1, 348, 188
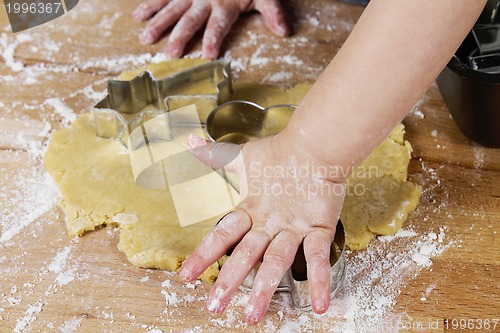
412, 109, 425, 119
378, 228, 418, 242
58, 316, 83, 333
7, 297, 21, 306
146, 329, 163, 333
98, 13, 121, 37
48, 245, 73, 273
410, 95, 428, 119
263, 71, 293, 83
13, 302, 43, 333
472, 143, 485, 169
47, 242, 79, 286
44, 40, 60, 52
0, 32, 32, 71
78, 52, 169, 73
162, 291, 181, 307
0, 163, 60, 244
45, 98, 77, 126
177, 225, 451, 333
184, 281, 200, 290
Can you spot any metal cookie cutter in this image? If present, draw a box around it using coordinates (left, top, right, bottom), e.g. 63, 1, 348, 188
205, 100, 297, 193
93, 60, 232, 145
220, 218, 346, 310
206, 100, 296, 144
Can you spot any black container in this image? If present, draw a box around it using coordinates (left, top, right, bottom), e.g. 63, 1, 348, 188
436, 5, 500, 147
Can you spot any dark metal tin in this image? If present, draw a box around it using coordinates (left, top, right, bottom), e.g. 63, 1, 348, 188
436, 30, 500, 147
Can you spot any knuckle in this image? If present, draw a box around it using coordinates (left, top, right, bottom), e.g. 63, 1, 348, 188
180, 15, 196, 29
211, 226, 232, 244
263, 252, 287, 269
203, 31, 217, 47
307, 247, 330, 264
213, 281, 230, 295
147, 19, 163, 34
233, 206, 253, 226
157, 2, 179, 18
141, 3, 152, 12
231, 245, 252, 265
168, 33, 184, 46
250, 227, 272, 242
146, 26, 159, 38
190, 251, 208, 264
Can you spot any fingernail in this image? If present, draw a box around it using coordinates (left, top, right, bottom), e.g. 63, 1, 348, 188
276, 25, 287, 37
313, 298, 329, 314
139, 30, 154, 45
202, 51, 216, 60
244, 305, 261, 325
202, 44, 216, 60
166, 43, 184, 59
206, 296, 223, 314
166, 47, 182, 59
178, 266, 191, 281
133, 4, 148, 21
206, 285, 230, 315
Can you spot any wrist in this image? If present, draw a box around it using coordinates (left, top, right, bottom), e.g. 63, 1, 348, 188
273, 129, 350, 184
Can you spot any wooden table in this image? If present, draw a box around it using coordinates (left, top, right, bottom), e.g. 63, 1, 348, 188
0, 1, 498, 332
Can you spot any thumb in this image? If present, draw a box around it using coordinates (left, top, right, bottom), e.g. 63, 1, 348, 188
187, 134, 243, 174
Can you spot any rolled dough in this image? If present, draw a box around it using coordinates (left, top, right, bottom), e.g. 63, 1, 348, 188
43, 59, 421, 281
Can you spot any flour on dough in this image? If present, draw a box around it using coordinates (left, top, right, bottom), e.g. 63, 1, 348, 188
44, 59, 421, 281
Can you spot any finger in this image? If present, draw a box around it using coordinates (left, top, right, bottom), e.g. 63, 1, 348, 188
139, 0, 191, 45
206, 227, 272, 315
178, 209, 251, 281
254, 0, 289, 37
187, 134, 242, 174
303, 228, 335, 314
244, 230, 302, 324
202, 6, 240, 60
133, 0, 172, 22
165, 3, 211, 58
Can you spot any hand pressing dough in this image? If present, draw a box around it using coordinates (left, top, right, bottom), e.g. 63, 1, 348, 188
44, 59, 421, 280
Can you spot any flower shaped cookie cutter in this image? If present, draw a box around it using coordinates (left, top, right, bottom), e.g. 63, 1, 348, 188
206, 100, 296, 144
93, 60, 232, 146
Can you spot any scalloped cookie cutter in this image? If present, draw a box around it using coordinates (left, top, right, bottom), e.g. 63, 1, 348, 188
93, 60, 232, 146
205, 100, 296, 144
204, 100, 297, 193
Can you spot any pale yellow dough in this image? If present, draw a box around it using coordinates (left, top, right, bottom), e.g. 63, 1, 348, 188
44, 59, 421, 280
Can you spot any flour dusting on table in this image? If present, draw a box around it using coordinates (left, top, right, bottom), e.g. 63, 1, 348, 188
0, 1, 455, 331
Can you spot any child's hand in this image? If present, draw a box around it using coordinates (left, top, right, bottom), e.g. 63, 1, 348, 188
179, 132, 345, 324
133, 0, 289, 59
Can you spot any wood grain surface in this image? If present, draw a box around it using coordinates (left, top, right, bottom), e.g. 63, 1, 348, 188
0, 1, 498, 332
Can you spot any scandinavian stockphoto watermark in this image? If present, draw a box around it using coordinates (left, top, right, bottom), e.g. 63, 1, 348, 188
246, 161, 378, 200
3, 0, 79, 33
